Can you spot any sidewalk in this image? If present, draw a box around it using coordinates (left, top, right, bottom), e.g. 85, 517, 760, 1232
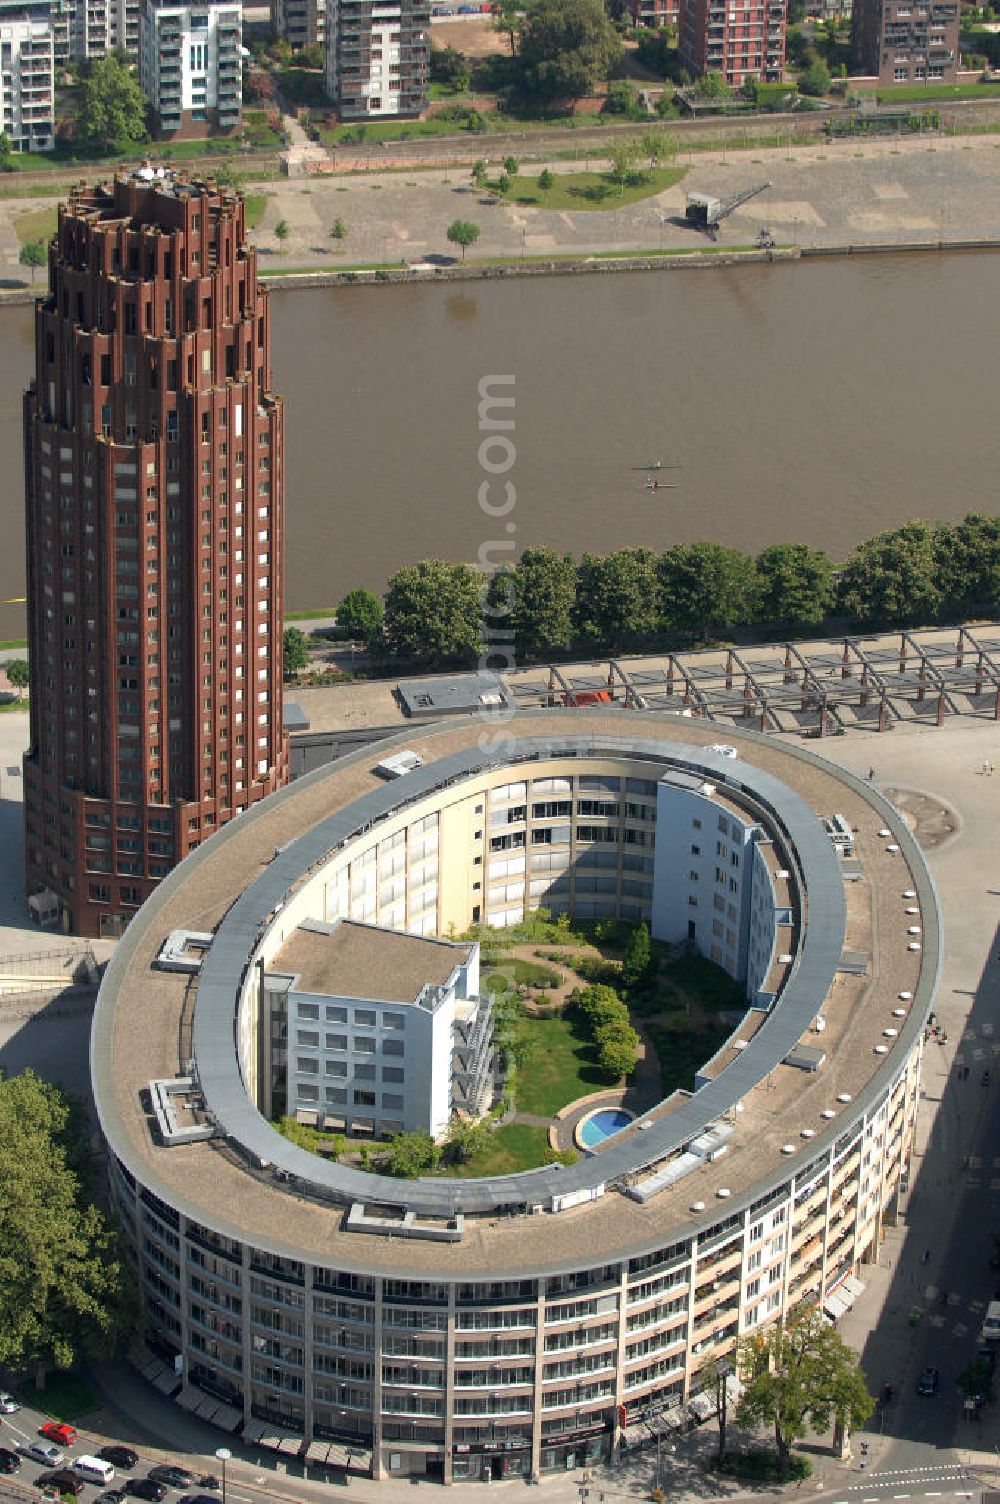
82, 1353, 808, 1504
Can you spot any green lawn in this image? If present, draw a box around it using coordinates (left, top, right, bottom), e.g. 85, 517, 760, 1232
515, 1013, 605, 1117
317, 115, 473, 144
21, 1371, 98, 1423
857, 82, 1000, 102
501, 164, 686, 212
14, 207, 57, 245
244, 194, 269, 229
445, 1122, 551, 1177
484, 958, 561, 990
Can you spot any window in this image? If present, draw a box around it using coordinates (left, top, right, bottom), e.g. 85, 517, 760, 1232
353, 1090, 376, 1107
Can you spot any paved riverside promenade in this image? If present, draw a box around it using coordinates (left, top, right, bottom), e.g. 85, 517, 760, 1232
1, 132, 999, 283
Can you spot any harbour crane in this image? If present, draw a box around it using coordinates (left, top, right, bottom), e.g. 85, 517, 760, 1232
684, 180, 772, 239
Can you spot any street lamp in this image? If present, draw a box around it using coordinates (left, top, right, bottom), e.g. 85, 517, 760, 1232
215, 1447, 231, 1504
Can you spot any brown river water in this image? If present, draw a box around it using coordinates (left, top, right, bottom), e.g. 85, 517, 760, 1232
0, 251, 995, 639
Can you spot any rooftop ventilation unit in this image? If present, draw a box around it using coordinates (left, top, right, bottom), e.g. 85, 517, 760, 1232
374, 749, 424, 780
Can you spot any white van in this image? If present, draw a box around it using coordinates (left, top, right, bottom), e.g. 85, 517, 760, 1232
74, 1457, 115, 1486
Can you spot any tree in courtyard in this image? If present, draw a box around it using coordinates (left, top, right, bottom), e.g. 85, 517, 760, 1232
336, 587, 383, 646
594, 1017, 640, 1080
274, 218, 290, 243
735, 1307, 874, 1479
492, 0, 522, 54
383, 559, 481, 663
798, 55, 831, 96
576, 983, 628, 1029
446, 218, 480, 260
4, 659, 29, 696
211, 159, 244, 192
385, 1131, 440, 1178
487, 546, 577, 660
537, 167, 555, 197
622, 922, 652, 988
431, 43, 471, 92
0, 1071, 134, 1386
491, 989, 534, 1070
0, 133, 12, 172
658, 541, 758, 642
330, 216, 347, 239
640, 130, 664, 172
442, 1117, 493, 1165
282, 626, 310, 677
574, 549, 659, 649
19, 242, 46, 284
609, 138, 641, 197
754, 542, 836, 631
471, 158, 488, 189
76, 52, 148, 152
516, 0, 622, 102
694, 68, 730, 98
837, 520, 943, 628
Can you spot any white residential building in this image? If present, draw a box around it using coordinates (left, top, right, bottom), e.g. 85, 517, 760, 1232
263, 919, 493, 1138
0, 6, 54, 152
324, 0, 428, 120
139, 0, 241, 135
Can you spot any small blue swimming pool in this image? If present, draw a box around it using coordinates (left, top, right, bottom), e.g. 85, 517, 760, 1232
579, 1108, 634, 1149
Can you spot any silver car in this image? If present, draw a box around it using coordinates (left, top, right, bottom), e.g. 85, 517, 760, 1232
21, 1443, 63, 1468
0, 1394, 19, 1415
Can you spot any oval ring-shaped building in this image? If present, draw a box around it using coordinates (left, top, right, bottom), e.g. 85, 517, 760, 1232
92, 710, 938, 1484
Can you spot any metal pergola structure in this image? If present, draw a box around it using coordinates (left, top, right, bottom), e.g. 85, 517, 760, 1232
506, 625, 1000, 739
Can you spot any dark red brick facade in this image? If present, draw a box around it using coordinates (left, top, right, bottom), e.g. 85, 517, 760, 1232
679, 0, 785, 85
23, 173, 289, 939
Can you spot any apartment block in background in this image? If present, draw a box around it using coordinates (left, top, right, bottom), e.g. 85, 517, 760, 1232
0, 3, 54, 150
850, 0, 958, 83
22, 170, 288, 938
270, 0, 324, 48
678, 0, 785, 85
324, 0, 429, 119
140, 0, 242, 136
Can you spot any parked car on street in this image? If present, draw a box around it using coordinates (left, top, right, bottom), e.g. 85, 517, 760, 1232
125, 1480, 167, 1503
918, 1365, 940, 1395
39, 1423, 77, 1448
21, 1443, 64, 1469
98, 1448, 140, 1471
148, 1467, 197, 1491
34, 1469, 85, 1496
0, 1447, 21, 1473
0, 1393, 20, 1414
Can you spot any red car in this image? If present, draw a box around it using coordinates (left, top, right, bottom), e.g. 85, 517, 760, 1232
38, 1423, 78, 1448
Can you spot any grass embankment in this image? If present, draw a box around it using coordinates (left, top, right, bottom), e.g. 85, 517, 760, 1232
21, 1371, 98, 1423
14, 207, 57, 245
244, 194, 270, 230
855, 82, 1000, 103
501, 164, 685, 210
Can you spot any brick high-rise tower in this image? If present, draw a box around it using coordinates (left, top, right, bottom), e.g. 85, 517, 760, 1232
23, 169, 288, 939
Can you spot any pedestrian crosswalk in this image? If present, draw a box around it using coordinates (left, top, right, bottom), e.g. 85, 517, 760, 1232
831, 1462, 975, 1503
